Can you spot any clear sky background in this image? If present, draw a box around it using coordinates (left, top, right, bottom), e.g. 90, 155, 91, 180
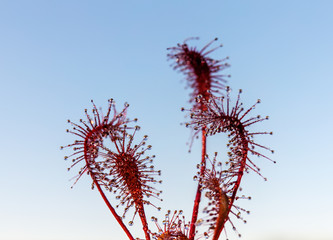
0, 1, 332, 240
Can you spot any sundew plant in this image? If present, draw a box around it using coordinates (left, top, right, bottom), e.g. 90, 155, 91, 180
62, 38, 274, 240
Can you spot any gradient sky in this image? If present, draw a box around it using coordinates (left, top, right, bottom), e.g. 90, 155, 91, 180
1, 1, 333, 240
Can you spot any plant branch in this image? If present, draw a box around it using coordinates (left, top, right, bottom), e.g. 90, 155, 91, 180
138, 207, 151, 240
91, 175, 135, 240
189, 128, 207, 240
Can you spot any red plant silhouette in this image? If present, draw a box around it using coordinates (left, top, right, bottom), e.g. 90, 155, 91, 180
63, 38, 273, 240
62, 99, 161, 240
168, 38, 231, 240
187, 90, 275, 239
100, 127, 162, 240
167, 37, 230, 111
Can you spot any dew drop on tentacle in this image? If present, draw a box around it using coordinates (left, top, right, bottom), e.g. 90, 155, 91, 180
196, 218, 204, 226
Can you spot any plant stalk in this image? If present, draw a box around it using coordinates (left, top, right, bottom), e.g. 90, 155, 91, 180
138, 207, 151, 240
189, 128, 207, 240
92, 175, 135, 240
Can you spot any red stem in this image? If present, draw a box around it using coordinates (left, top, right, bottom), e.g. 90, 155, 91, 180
189, 128, 207, 240
138, 207, 151, 240
93, 176, 135, 240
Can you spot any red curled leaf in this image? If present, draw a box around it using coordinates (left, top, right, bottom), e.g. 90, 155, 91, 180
62, 99, 162, 240
167, 38, 230, 111
188, 90, 274, 239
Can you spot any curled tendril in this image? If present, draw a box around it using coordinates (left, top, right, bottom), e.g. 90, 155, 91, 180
62, 99, 162, 240
62, 99, 130, 186
187, 89, 275, 239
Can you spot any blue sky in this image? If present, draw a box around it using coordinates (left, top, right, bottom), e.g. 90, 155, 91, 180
0, 1, 332, 239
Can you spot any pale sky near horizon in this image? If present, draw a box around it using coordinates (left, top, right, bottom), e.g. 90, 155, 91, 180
1, 1, 333, 240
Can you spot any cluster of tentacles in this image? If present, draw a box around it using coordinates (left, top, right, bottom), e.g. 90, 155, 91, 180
187, 90, 275, 239
62, 99, 162, 240
167, 37, 230, 111
151, 210, 189, 240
